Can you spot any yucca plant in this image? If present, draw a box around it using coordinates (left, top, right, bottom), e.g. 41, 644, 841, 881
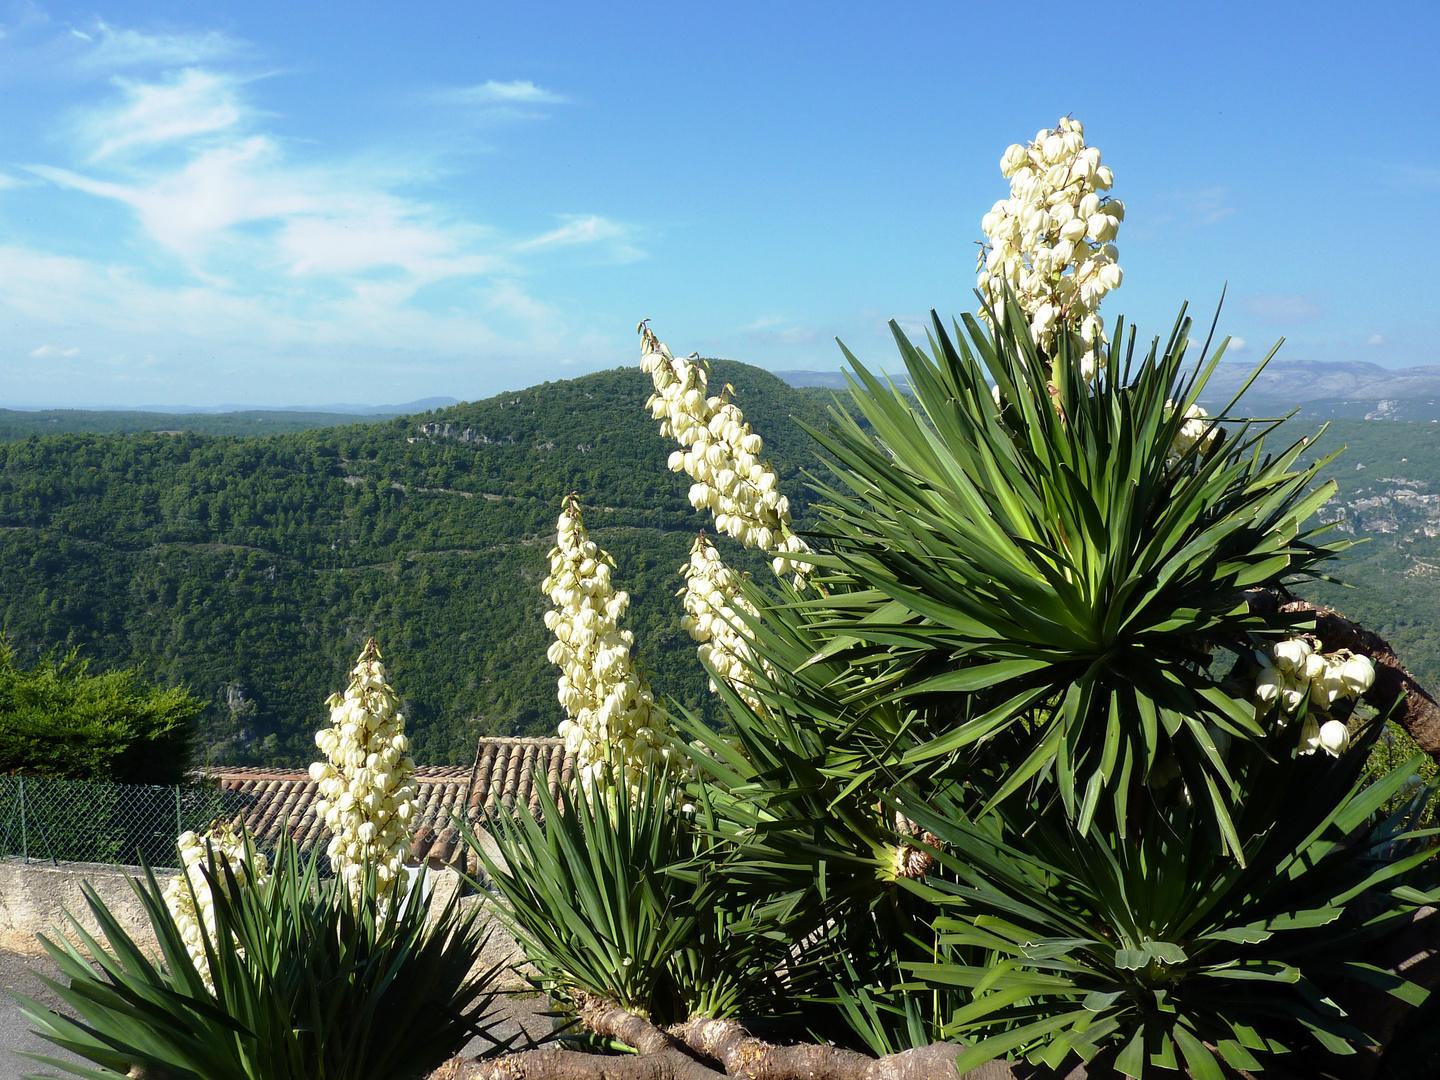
12, 835, 512, 1080
793, 300, 1348, 850
680, 647, 944, 1013
658, 295, 1440, 1060
885, 723, 1439, 1078
465, 765, 784, 1026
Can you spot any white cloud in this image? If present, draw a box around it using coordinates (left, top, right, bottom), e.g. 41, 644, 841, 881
1368, 333, 1385, 346
743, 316, 818, 346
517, 215, 617, 249
30, 67, 633, 277
1227, 336, 1247, 352
30, 344, 81, 358
31, 136, 318, 259
1125, 187, 1234, 240
81, 68, 243, 159
441, 80, 567, 105
75, 21, 237, 70
277, 213, 502, 280
1183, 187, 1235, 226
0, 241, 572, 388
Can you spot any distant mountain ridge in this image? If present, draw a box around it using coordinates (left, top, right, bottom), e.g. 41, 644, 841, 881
1199, 360, 1440, 421
2, 396, 461, 416
1201, 359, 1440, 403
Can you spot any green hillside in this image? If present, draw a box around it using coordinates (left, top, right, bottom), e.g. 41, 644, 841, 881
5, 364, 1440, 772
1287, 417, 1440, 692
0, 363, 831, 768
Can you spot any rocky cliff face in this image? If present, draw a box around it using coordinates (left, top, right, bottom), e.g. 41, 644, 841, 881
1319, 475, 1440, 538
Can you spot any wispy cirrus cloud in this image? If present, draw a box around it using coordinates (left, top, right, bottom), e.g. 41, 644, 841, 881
743, 316, 819, 346
1126, 187, 1234, 239
71, 19, 238, 70
79, 67, 244, 159
440, 79, 568, 106
515, 215, 641, 262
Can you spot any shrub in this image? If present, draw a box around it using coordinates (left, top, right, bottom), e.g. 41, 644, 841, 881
0, 635, 200, 782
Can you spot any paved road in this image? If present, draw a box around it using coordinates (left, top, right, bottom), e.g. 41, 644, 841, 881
0, 951, 84, 1080
1, 949, 552, 1079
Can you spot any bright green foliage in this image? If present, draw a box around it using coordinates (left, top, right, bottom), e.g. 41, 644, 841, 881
892, 730, 1438, 1077
0, 636, 200, 782
0, 363, 826, 766
12, 836, 511, 1080
640, 300, 1440, 1073
469, 769, 781, 1026
800, 302, 1346, 846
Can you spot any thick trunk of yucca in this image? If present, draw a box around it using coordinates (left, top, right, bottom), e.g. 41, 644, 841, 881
435, 593, 1440, 1080
431, 906, 1440, 1080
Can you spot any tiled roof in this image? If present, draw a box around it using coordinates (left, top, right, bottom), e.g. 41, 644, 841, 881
209, 736, 575, 876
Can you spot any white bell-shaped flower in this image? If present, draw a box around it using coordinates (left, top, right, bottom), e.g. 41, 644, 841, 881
162, 823, 270, 991
639, 321, 813, 586
1317, 720, 1351, 757
976, 117, 1124, 384
678, 533, 775, 710
542, 497, 685, 794
309, 639, 417, 902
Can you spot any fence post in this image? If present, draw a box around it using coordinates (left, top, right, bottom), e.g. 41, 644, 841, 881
19, 774, 27, 863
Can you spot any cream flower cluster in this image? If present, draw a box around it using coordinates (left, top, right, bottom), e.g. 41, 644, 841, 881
679, 534, 773, 710
1253, 638, 1376, 757
162, 824, 269, 991
1165, 400, 1219, 460
543, 498, 682, 792
309, 640, 417, 899
978, 117, 1124, 381
638, 321, 812, 583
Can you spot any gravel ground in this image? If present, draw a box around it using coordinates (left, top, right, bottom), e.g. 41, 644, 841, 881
0, 948, 553, 1080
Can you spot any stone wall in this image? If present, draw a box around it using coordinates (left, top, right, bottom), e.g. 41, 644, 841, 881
0, 857, 527, 988
0, 857, 158, 956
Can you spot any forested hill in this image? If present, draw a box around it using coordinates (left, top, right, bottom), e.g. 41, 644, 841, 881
0, 362, 833, 768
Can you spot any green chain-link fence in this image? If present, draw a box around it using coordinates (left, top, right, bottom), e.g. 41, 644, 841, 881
0, 775, 250, 868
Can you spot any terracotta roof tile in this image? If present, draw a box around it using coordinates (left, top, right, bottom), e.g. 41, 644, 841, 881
207, 736, 574, 872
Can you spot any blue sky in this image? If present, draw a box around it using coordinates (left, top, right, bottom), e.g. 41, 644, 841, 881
1, 1, 1437, 408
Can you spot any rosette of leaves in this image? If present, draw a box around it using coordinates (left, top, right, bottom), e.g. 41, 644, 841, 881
673, 597, 956, 1027
12, 834, 512, 1080
795, 297, 1348, 850
884, 722, 1440, 1078
465, 765, 784, 1027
